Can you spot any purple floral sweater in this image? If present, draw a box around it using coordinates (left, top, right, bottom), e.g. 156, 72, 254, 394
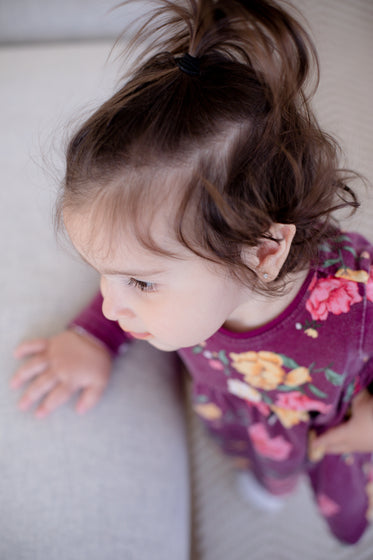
71, 231, 373, 543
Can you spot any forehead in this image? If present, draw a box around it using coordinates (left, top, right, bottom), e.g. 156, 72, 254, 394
63, 161, 204, 263
63, 195, 192, 274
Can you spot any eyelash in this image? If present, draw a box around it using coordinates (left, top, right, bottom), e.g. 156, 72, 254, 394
127, 278, 156, 293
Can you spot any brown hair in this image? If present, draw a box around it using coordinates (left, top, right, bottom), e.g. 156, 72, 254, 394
58, 0, 359, 292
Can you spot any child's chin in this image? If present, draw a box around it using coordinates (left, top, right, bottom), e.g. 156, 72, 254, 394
146, 338, 180, 352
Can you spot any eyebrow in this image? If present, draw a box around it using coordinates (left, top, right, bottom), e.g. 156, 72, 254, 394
77, 252, 167, 278
101, 267, 166, 278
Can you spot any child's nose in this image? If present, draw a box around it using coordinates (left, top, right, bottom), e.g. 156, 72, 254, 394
102, 297, 136, 322
100, 277, 136, 322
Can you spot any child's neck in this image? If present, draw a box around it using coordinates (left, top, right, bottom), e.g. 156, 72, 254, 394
223, 268, 310, 333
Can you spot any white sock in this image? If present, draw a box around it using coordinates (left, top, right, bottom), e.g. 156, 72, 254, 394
235, 470, 285, 513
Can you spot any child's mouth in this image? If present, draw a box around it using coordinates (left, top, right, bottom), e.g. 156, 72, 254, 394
127, 331, 152, 340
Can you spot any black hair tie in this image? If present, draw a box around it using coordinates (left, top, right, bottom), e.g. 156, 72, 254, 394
176, 53, 201, 77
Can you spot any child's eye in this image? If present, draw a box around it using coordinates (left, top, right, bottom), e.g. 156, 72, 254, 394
127, 278, 156, 293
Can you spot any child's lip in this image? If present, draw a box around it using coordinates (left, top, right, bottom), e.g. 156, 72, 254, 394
127, 331, 152, 340
119, 324, 152, 340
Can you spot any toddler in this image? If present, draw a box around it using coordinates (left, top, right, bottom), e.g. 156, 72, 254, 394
12, 0, 373, 544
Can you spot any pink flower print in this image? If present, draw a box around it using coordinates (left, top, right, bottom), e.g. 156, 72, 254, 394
317, 493, 340, 517
353, 379, 363, 396
366, 266, 373, 302
308, 273, 317, 293
248, 423, 292, 461
209, 359, 224, 370
306, 277, 362, 321
253, 401, 271, 417
274, 392, 332, 414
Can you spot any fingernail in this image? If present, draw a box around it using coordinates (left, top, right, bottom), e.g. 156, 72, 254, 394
35, 408, 47, 419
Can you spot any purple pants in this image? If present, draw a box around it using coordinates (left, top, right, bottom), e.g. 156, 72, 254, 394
202, 416, 372, 544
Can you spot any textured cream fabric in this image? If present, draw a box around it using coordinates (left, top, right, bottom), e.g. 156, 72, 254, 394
0, 43, 190, 560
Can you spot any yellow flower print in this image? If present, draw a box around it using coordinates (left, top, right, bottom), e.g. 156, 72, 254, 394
230, 351, 285, 390
284, 367, 312, 387
227, 378, 262, 402
335, 267, 369, 283
270, 406, 309, 428
304, 328, 318, 339
194, 402, 223, 420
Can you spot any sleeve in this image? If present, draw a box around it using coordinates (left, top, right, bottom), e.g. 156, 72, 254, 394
68, 292, 131, 356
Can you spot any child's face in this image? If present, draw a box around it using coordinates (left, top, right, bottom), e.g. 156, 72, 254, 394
65, 208, 252, 352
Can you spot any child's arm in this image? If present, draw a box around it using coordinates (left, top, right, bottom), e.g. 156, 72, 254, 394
68, 292, 129, 355
310, 390, 373, 459
12, 292, 130, 418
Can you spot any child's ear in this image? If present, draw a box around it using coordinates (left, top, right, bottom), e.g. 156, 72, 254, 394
241, 224, 296, 282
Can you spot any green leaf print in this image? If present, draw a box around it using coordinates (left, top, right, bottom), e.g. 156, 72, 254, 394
218, 350, 229, 365
319, 243, 332, 252
325, 368, 344, 386
279, 355, 299, 370
308, 384, 328, 399
192, 345, 204, 354
334, 235, 352, 243
261, 393, 273, 405
322, 258, 341, 268
343, 246, 357, 257
277, 385, 299, 392
343, 381, 355, 402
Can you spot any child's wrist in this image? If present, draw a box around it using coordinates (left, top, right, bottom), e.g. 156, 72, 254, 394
68, 325, 113, 357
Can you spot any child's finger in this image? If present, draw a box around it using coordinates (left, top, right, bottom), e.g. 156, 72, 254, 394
308, 430, 326, 462
13, 339, 48, 359
75, 385, 106, 414
34, 384, 73, 419
10, 355, 48, 389
312, 424, 353, 455
17, 371, 57, 411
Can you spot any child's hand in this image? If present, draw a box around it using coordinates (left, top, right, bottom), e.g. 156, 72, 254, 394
309, 390, 373, 460
11, 330, 112, 418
